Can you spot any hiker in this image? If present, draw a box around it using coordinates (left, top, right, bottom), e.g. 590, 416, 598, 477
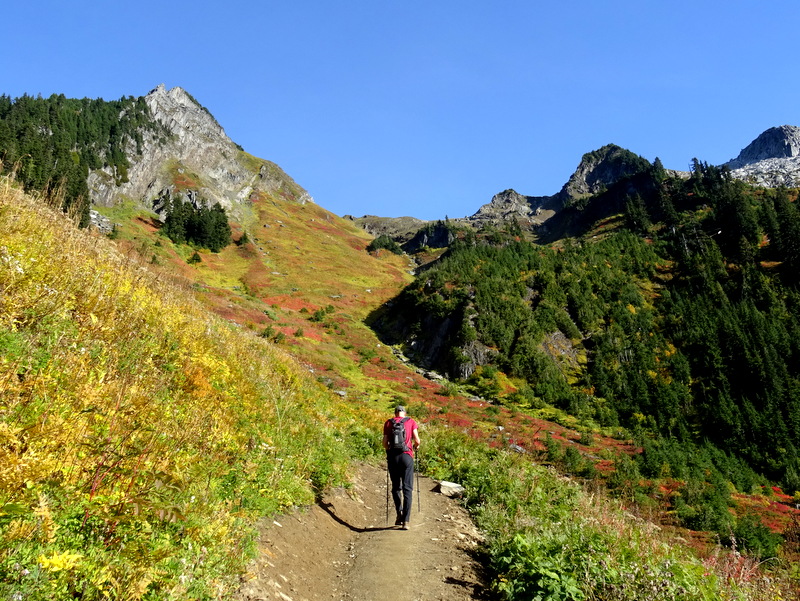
383, 405, 420, 530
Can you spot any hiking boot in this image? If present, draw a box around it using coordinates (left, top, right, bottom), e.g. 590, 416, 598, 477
400, 522, 408, 530
395, 514, 403, 526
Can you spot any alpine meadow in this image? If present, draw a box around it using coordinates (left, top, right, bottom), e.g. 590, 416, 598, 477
2, 88, 800, 600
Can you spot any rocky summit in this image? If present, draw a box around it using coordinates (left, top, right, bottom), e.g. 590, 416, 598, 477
87, 84, 311, 223
463, 144, 651, 230
725, 125, 800, 188
726, 125, 800, 167
467, 188, 557, 228
554, 144, 651, 202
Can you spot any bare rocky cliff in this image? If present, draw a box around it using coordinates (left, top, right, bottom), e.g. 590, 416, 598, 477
725, 125, 800, 188
87, 84, 311, 222
467, 188, 558, 228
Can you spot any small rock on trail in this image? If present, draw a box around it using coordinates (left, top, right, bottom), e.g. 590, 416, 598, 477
235, 462, 490, 601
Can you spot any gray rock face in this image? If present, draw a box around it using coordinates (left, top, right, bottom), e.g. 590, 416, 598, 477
89, 210, 113, 234
87, 85, 312, 221
465, 145, 650, 231
403, 221, 457, 252
345, 215, 428, 243
469, 189, 556, 226
726, 125, 800, 168
725, 125, 800, 188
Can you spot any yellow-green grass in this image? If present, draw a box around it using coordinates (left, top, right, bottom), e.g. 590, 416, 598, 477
104, 181, 415, 408
2, 174, 795, 599
0, 178, 378, 599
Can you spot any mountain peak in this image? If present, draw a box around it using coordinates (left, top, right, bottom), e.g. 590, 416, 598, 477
726, 125, 800, 168
468, 188, 557, 227
145, 84, 230, 145
556, 144, 652, 201
724, 125, 800, 188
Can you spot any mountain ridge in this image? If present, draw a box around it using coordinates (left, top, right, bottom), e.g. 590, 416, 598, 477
351, 126, 800, 242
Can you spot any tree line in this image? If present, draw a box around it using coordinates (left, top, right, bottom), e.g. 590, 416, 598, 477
160, 193, 232, 252
0, 92, 166, 226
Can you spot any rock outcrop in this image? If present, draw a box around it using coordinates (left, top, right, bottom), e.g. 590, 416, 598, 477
344, 214, 429, 243
87, 85, 311, 221
725, 125, 800, 188
726, 125, 800, 167
555, 144, 652, 202
402, 220, 457, 252
464, 144, 652, 231
468, 188, 557, 228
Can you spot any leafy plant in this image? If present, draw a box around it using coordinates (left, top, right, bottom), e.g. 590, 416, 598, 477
421, 427, 789, 600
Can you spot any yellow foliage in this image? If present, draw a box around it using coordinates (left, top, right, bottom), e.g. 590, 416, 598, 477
3, 518, 37, 542
33, 493, 59, 543
37, 550, 83, 572
0, 175, 373, 598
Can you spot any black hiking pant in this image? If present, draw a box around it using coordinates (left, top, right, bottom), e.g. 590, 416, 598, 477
387, 450, 414, 522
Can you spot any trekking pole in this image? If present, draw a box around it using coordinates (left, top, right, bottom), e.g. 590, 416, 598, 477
415, 449, 421, 512
386, 464, 390, 525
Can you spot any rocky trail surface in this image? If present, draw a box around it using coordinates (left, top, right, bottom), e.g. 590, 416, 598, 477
235, 462, 492, 601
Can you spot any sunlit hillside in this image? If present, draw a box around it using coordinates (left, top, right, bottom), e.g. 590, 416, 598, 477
95, 171, 422, 404
0, 178, 379, 598
3, 88, 800, 601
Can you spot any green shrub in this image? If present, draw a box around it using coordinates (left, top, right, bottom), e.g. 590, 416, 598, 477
732, 513, 782, 559
366, 234, 402, 255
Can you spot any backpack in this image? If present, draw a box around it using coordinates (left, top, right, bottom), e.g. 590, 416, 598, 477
389, 417, 410, 451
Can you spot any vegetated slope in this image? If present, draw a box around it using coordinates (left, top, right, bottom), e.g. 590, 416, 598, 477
0, 86, 420, 405
97, 165, 418, 406
374, 159, 800, 552
2, 179, 794, 601
0, 179, 380, 599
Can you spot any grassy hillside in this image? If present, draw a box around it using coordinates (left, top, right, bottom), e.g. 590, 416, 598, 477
367, 163, 800, 590
0, 178, 381, 599
95, 164, 421, 405
3, 89, 797, 599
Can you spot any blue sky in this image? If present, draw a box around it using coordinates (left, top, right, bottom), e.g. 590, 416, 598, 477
4, 1, 799, 220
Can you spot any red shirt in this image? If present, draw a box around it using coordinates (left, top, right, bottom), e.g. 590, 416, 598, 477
384, 416, 418, 457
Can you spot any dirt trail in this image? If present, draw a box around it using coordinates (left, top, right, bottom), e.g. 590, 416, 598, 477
235, 462, 490, 601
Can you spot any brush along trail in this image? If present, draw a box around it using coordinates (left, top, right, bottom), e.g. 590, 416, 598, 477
235, 462, 490, 601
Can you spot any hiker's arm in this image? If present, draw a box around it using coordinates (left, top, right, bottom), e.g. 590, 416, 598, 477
382, 432, 390, 451
412, 428, 420, 449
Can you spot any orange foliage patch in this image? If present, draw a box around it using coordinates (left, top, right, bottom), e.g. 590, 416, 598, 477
262, 295, 317, 312
135, 216, 161, 232
173, 173, 197, 189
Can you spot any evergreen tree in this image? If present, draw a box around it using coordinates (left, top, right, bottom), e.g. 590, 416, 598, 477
0, 92, 165, 226
161, 196, 231, 252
